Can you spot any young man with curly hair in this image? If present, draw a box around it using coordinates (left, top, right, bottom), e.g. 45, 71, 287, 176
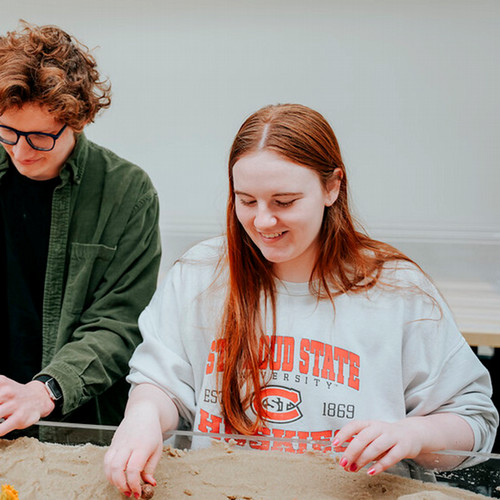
0, 21, 161, 435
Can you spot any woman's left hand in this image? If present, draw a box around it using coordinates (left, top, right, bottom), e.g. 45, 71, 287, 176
333, 418, 426, 475
332, 414, 473, 476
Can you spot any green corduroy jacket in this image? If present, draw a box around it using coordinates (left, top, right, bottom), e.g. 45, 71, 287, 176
0, 133, 161, 425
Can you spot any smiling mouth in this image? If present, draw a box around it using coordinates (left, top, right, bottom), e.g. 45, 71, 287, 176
260, 231, 285, 239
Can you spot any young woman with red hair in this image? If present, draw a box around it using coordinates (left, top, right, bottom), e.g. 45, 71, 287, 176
105, 104, 497, 498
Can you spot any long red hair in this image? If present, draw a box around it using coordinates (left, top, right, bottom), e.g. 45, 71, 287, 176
219, 104, 414, 434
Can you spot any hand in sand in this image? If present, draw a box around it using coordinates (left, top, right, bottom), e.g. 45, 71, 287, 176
104, 409, 162, 498
104, 383, 179, 498
0, 376, 55, 436
333, 414, 474, 476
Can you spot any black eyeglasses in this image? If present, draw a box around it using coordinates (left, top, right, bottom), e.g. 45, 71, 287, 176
0, 123, 68, 151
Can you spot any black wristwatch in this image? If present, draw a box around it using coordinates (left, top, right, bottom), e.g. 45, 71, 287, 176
35, 375, 63, 405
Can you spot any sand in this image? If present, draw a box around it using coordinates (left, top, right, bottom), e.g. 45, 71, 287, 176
0, 437, 489, 499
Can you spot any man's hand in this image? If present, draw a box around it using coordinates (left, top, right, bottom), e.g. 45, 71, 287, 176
0, 375, 55, 436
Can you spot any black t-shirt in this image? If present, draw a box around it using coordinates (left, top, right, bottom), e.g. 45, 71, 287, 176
0, 166, 59, 383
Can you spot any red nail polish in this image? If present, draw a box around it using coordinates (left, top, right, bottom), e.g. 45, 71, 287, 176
339, 457, 348, 467
134, 493, 140, 499
124, 493, 131, 498
349, 463, 358, 472
367, 467, 376, 476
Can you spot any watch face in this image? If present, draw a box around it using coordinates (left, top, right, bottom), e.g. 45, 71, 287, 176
46, 378, 63, 401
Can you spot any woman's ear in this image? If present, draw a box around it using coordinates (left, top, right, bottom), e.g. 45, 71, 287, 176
324, 168, 343, 207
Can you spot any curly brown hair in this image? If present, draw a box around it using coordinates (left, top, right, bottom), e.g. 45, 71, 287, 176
0, 20, 111, 132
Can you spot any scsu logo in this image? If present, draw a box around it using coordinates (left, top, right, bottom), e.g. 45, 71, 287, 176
254, 385, 303, 423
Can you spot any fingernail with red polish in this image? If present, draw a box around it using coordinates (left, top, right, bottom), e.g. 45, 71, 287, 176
124, 492, 131, 498
134, 493, 140, 499
332, 438, 340, 446
367, 468, 376, 476
339, 457, 348, 467
349, 463, 358, 472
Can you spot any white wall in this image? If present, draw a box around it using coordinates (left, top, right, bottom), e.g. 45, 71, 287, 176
2, 0, 499, 283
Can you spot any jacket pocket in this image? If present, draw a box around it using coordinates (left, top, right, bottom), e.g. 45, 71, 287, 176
63, 242, 117, 315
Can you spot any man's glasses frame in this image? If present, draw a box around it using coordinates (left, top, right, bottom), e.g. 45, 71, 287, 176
0, 123, 67, 152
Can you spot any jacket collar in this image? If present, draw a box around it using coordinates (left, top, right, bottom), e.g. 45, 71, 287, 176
61, 132, 88, 185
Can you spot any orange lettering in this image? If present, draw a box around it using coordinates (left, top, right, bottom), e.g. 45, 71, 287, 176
205, 340, 216, 374
321, 344, 336, 381
299, 338, 310, 373
348, 352, 360, 390
310, 430, 333, 452
197, 409, 222, 434
282, 336, 294, 371
310, 340, 324, 377
334, 347, 349, 384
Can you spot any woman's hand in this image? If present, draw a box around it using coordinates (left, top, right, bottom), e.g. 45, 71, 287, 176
104, 409, 163, 497
333, 414, 474, 476
103, 384, 179, 498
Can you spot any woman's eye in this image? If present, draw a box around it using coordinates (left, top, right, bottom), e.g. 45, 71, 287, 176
275, 199, 296, 207
239, 198, 256, 206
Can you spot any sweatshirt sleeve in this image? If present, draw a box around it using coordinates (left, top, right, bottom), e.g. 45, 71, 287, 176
400, 269, 498, 459
127, 264, 196, 427
127, 239, 222, 428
